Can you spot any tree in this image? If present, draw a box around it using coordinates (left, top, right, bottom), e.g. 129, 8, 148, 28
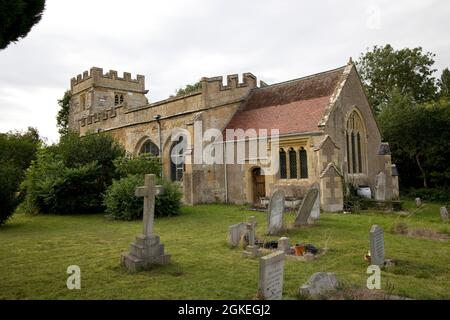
21, 132, 125, 215
56, 90, 71, 136
0, 127, 40, 225
378, 90, 450, 188
0, 0, 46, 49
439, 68, 450, 98
175, 81, 201, 97
356, 45, 437, 112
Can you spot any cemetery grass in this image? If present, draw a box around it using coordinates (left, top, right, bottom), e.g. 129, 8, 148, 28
0, 201, 448, 300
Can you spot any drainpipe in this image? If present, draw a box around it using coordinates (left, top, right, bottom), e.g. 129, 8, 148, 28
224, 141, 228, 203
154, 114, 162, 178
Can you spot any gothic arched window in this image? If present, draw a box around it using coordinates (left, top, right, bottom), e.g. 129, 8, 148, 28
170, 135, 187, 182
279, 148, 287, 179
346, 111, 365, 174
139, 139, 159, 157
289, 148, 297, 179
299, 147, 308, 178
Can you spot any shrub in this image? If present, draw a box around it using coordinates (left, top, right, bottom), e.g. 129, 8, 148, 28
104, 175, 182, 220
21, 132, 125, 215
103, 175, 143, 220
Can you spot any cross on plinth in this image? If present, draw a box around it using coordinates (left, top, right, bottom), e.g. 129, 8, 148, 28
135, 174, 164, 237
121, 173, 170, 272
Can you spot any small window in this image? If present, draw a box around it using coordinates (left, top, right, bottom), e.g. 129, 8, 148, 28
279, 149, 287, 179
114, 93, 124, 106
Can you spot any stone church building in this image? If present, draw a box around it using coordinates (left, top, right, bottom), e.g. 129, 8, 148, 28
68, 60, 399, 211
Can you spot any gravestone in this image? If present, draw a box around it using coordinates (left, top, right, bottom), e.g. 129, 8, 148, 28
415, 197, 422, 207
310, 183, 321, 220
295, 187, 319, 227
243, 216, 262, 258
369, 225, 385, 266
375, 171, 386, 201
277, 237, 290, 254
440, 207, 449, 222
258, 251, 285, 300
267, 190, 285, 235
299, 272, 340, 298
121, 174, 170, 272
228, 222, 248, 247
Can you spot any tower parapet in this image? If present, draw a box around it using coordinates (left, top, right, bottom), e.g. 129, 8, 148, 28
70, 67, 146, 94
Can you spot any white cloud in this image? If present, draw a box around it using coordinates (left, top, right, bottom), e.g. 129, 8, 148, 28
0, 0, 448, 142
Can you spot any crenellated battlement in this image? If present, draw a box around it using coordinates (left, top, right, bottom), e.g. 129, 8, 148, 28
70, 67, 146, 94
200, 72, 257, 92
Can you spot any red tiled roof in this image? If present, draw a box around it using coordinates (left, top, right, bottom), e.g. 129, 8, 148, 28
225, 66, 345, 136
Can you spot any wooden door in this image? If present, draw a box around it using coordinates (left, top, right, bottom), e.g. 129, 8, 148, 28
252, 168, 266, 204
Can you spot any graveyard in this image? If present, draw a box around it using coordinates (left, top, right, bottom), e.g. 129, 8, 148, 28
0, 200, 448, 300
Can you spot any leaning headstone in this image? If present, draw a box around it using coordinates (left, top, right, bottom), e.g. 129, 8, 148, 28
310, 183, 321, 220
415, 197, 422, 207
243, 216, 262, 258
299, 272, 339, 298
369, 225, 385, 266
267, 190, 285, 235
295, 188, 319, 227
228, 222, 248, 247
121, 174, 170, 272
257, 251, 285, 300
440, 207, 449, 222
277, 237, 290, 254
375, 171, 386, 201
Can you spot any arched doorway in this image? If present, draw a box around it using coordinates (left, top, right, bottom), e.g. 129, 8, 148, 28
252, 167, 266, 205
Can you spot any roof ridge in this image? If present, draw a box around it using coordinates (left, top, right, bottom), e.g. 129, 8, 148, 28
258, 65, 347, 90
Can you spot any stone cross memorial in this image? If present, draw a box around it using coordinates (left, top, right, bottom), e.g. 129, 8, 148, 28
369, 225, 385, 266
243, 216, 262, 258
295, 187, 319, 227
258, 251, 285, 300
121, 174, 170, 272
267, 190, 285, 235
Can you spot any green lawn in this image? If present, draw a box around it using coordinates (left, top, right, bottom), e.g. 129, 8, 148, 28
0, 202, 449, 300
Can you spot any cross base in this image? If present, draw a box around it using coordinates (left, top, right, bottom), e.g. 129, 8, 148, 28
242, 245, 262, 258
121, 234, 171, 272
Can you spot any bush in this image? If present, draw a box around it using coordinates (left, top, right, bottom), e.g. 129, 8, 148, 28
0, 128, 40, 225
402, 187, 450, 203
21, 132, 125, 215
104, 175, 182, 220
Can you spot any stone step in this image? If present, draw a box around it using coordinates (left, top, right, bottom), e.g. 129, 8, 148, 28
121, 252, 145, 272
135, 234, 160, 246
129, 242, 164, 258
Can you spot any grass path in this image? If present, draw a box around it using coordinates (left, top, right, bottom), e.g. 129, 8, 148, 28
0, 202, 449, 299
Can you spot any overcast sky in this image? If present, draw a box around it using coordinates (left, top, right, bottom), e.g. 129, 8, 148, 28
0, 0, 449, 142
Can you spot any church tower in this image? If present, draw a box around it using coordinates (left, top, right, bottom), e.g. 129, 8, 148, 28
68, 67, 148, 131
